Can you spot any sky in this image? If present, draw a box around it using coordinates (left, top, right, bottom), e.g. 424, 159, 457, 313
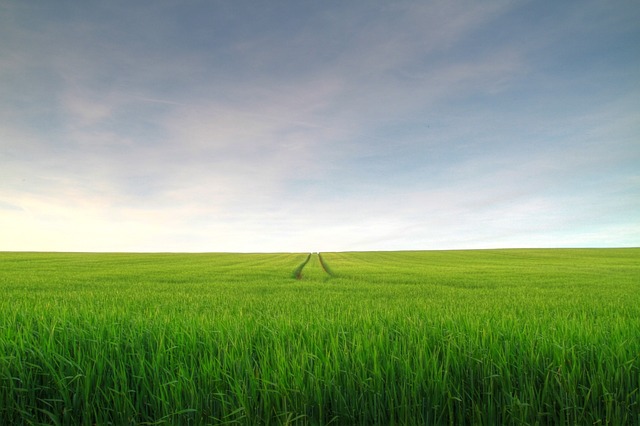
1, 1, 639, 253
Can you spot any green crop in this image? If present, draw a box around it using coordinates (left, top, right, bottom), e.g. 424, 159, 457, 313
0, 249, 638, 425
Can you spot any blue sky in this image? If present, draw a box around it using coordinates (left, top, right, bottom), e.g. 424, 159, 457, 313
1, 1, 639, 252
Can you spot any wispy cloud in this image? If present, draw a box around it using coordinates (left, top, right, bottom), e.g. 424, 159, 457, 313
1, 1, 638, 251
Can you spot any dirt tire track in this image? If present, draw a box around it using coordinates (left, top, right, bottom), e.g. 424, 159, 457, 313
317, 253, 334, 277
292, 253, 311, 279
293, 253, 334, 279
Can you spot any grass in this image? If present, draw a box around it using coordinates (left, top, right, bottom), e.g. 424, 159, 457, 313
0, 249, 638, 424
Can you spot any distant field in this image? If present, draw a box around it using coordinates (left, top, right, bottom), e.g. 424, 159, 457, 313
1, 249, 639, 424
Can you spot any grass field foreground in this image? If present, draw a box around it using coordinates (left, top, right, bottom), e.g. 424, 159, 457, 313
0, 249, 639, 424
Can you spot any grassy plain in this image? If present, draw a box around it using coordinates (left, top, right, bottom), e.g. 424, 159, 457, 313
0, 249, 638, 424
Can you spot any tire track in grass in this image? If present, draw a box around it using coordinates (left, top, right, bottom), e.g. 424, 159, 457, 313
292, 253, 311, 279
293, 253, 335, 280
317, 253, 335, 277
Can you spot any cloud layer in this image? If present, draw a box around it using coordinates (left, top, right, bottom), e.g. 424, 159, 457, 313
1, 1, 639, 252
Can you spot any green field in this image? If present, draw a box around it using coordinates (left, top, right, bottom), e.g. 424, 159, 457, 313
1, 249, 639, 425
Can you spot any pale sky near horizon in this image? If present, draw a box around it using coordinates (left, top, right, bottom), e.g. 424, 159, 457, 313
1, 1, 639, 252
